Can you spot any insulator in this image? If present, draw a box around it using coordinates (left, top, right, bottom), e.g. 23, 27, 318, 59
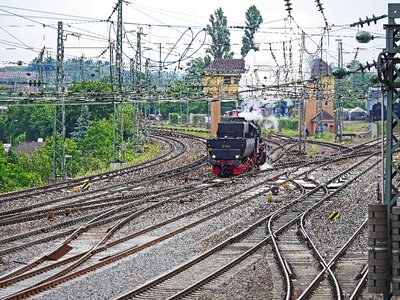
350, 14, 387, 28
356, 31, 374, 43
332, 67, 348, 79
284, 0, 293, 14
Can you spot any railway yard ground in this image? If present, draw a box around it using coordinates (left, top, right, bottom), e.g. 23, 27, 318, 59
0, 131, 386, 299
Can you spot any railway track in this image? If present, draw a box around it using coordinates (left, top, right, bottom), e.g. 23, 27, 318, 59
0, 135, 174, 203
0, 132, 205, 213
0, 169, 293, 299
0, 142, 346, 298
110, 153, 377, 300
0, 131, 381, 299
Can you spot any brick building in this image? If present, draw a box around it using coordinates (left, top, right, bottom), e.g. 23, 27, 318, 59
305, 76, 335, 135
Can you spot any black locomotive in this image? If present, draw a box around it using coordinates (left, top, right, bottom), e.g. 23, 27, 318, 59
207, 117, 267, 176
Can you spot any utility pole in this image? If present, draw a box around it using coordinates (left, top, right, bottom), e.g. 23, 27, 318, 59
79, 55, 84, 82
298, 89, 306, 154
36, 46, 45, 90
369, 4, 400, 299
155, 42, 162, 85
157, 42, 162, 116
298, 32, 306, 154
135, 27, 144, 91
112, 0, 124, 165
315, 49, 324, 137
334, 39, 343, 143
52, 21, 66, 180
109, 41, 114, 88
115, 0, 123, 92
130, 58, 135, 90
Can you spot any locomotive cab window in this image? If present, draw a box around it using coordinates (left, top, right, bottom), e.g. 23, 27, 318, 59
217, 123, 244, 138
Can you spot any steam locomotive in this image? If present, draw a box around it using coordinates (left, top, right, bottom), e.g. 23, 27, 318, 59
207, 117, 267, 176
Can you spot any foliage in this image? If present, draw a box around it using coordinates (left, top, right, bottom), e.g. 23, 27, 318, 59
279, 117, 298, 131
313, 131, 335, 142
191, 114, 206, 126
338, 60, 377, 109
76, 119, 114, 172
27, 57, 111, 83
206, 8, 233, 59
0, 105, 53, 145
241, 5, 263, 57
68, 80, 112, 94
158, 101, 207, 121
342, 121, 370, 134
169, 113, 180, 124
307, 145, 320, 155
0, 145, 42, 193
71, 105, 91, 141
185, 56, 211, 85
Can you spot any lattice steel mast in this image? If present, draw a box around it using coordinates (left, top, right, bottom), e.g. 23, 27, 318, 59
112, 0, 125, 165
52, 21, 66, 180
334, 40, 343, 143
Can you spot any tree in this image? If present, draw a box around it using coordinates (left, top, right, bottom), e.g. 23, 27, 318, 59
206, 8, 233, 59
71, 105, 91, 141
185, 56, 211, 85
241, 5, 263, 57
67, 80, 113, 124
338, 59, 376, 109
0, 145, 42, 193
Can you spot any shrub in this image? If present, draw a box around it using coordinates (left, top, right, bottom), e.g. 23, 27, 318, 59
279, 118, 298, 131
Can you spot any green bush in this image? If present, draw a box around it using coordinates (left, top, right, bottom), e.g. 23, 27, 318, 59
169, 113, 179, 124
279, 118, 298, 131
192, 114, 205, 126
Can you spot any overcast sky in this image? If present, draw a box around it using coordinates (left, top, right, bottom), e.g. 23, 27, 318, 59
0, 0, 391, 73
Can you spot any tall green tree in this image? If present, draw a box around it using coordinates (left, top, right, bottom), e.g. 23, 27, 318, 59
206, 8, 233, 59
185, 56, 211, 85
71, 105, 91, 141
241, 5, 263, 57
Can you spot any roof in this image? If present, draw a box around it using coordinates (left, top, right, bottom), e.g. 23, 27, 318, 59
310, 110, 335, 122
349, 107, 366, 113
205, 58, 245, 75
15, 141, 44, 155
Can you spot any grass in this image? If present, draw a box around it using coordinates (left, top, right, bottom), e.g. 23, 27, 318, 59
307, 144, 320, 155
151, 124, 211, 138
343, 121, 370, 134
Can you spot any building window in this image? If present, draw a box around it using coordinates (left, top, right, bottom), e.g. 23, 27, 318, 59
233, 77, 240, 84
223, 77, 231, 85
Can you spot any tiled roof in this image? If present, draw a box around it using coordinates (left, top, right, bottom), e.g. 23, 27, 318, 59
310, 110, 334, 122
205, 58, 245, 75
15, 141, 44, 155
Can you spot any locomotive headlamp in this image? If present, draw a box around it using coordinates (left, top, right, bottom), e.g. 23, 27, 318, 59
211, 154, 216, 159
235, 155, 240, 159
